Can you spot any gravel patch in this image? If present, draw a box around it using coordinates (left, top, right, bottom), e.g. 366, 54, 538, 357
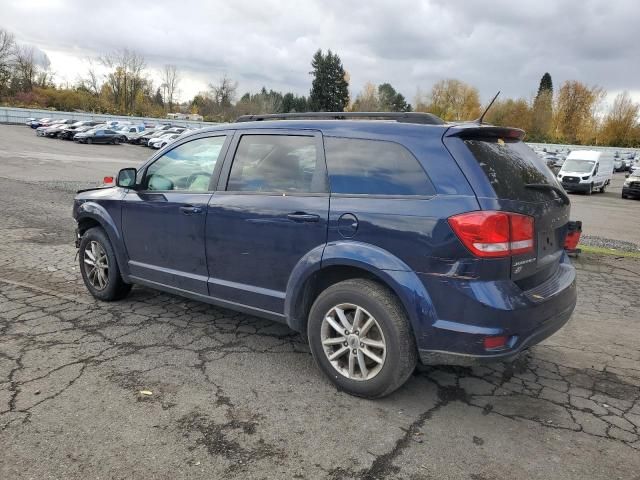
580, 234, 640, 253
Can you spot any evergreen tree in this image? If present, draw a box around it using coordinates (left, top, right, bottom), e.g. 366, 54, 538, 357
537, 72, 553, 98
531, 72, 554, 141
378, 83, 410, 112
309, 49, 349, 111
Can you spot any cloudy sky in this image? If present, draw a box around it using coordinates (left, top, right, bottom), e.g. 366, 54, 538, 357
2, 0, 638, 105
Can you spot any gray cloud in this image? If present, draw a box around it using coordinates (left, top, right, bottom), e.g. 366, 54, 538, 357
2, 0, 638, 102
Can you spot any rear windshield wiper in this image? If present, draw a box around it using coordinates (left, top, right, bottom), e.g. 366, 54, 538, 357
525, 183, 570, 205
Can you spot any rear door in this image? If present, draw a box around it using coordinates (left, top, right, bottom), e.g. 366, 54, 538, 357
443, 128, 570, 287
205, 130, 329, 314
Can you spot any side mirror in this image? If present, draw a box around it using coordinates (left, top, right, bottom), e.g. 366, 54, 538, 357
117, 168, 137, 188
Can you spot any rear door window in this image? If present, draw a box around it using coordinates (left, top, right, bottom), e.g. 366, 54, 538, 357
463, 138, 559, 202
226, 134, 325, 193
324, 137, 434, 196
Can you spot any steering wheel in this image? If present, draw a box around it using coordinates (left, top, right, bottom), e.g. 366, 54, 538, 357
186, 171, 212, 189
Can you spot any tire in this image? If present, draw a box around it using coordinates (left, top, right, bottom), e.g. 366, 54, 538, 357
78, 227, 131, 301
87, 138, 93, 145
586, 183, 593, 195
307, 279, 417, 399
600, 183, 606, 193
622, 193, 628, 199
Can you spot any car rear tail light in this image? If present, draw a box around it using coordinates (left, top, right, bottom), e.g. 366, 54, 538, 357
103, 176, 114, 185
448, 211, 534, 258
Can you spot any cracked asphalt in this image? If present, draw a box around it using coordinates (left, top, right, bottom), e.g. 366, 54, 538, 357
1, 125, 639, 480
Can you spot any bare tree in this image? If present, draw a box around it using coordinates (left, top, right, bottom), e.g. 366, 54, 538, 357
208, 74, 237, 120
0, 28, 15, 94
78, 58, 102, 96
100, 49, 147, 113
12, 45, 38, 91
161, 64, 180, 112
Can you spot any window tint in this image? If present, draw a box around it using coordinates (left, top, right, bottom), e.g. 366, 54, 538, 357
464, 138, 559, 202
227, 135, 325, 193
324, 137, 434, 195
145, 135, 226, 191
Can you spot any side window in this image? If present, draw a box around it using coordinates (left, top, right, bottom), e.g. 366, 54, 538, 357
226, 135, 325, 193
144, 135, 226, 191
324, 137, 435, 196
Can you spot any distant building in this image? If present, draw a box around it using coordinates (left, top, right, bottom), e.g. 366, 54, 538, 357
166, 112, 203, 121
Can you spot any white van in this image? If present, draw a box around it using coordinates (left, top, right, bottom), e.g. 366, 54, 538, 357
557, 150, 614, 195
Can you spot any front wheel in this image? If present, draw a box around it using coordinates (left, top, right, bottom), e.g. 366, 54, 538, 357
600, 183, 606, 193
586, 183, 593, 195
307, 279, 417, 398
79, 227, 131, 301
87, 138, 92, 145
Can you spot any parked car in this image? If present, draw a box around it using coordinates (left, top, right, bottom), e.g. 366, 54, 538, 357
614, 158, 625, 172
72, 112, 577, 398
74, 128, 122, 144
59, 121, 101, 140
113, 124, 145, 143
135, 126, 176, 146
557, 150, 614, 194
39, 120, 78, 137
29, 117, 53, 128
629, 162, 640, 175
146, 130, 185, 148
149, 132, 181, 149
622, 172, 640, 199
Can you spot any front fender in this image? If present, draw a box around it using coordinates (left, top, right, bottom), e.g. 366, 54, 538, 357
76, 201, 130, 281
286, 241, 437, 347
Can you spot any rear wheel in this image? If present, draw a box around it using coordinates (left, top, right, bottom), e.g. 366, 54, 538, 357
79, 227, 131, 301
307, 279, 417, 398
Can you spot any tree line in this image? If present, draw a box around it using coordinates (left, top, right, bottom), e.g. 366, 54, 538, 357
0, 26, 638, 147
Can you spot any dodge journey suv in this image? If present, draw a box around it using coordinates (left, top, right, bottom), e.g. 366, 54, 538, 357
73, 112, 577, 398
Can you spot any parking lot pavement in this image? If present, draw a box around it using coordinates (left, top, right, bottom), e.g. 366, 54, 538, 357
1, 125, 639, 479
569, 173, 640, 247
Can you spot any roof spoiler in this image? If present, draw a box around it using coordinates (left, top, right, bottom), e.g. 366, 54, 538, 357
445, 126, 526, 141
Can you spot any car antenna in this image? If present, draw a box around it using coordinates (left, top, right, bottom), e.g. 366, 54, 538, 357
476, 91, 500, 125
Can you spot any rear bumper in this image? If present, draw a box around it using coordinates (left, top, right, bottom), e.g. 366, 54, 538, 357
416, 254, 577, 365
418, 301, 574, 365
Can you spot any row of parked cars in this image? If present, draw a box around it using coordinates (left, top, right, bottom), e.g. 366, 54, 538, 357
26, 117, 199, 150
531, 145, 640, 199
535, 146, 639, 174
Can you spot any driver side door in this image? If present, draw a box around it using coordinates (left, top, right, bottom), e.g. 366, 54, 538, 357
121, 133, 231, 295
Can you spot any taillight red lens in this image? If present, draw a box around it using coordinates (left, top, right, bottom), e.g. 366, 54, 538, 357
448, 211, 534, 258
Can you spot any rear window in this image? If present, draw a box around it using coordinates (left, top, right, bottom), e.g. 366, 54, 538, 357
464, 138, 559, 202
324, 137, 434, 196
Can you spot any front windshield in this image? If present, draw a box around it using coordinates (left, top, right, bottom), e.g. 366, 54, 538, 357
562, 159, 595, 173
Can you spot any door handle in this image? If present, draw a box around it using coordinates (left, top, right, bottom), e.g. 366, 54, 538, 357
179, 205, 204, 215
287, 212, 320, 223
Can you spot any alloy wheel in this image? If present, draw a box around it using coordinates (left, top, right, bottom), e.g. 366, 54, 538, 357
320, 303, 387, 381
83, 241, 109, 290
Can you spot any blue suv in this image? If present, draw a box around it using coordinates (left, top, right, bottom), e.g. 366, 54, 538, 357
73, 112, 577, 398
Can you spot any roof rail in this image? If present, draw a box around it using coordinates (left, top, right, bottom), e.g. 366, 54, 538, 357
235, 111, 445, 125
